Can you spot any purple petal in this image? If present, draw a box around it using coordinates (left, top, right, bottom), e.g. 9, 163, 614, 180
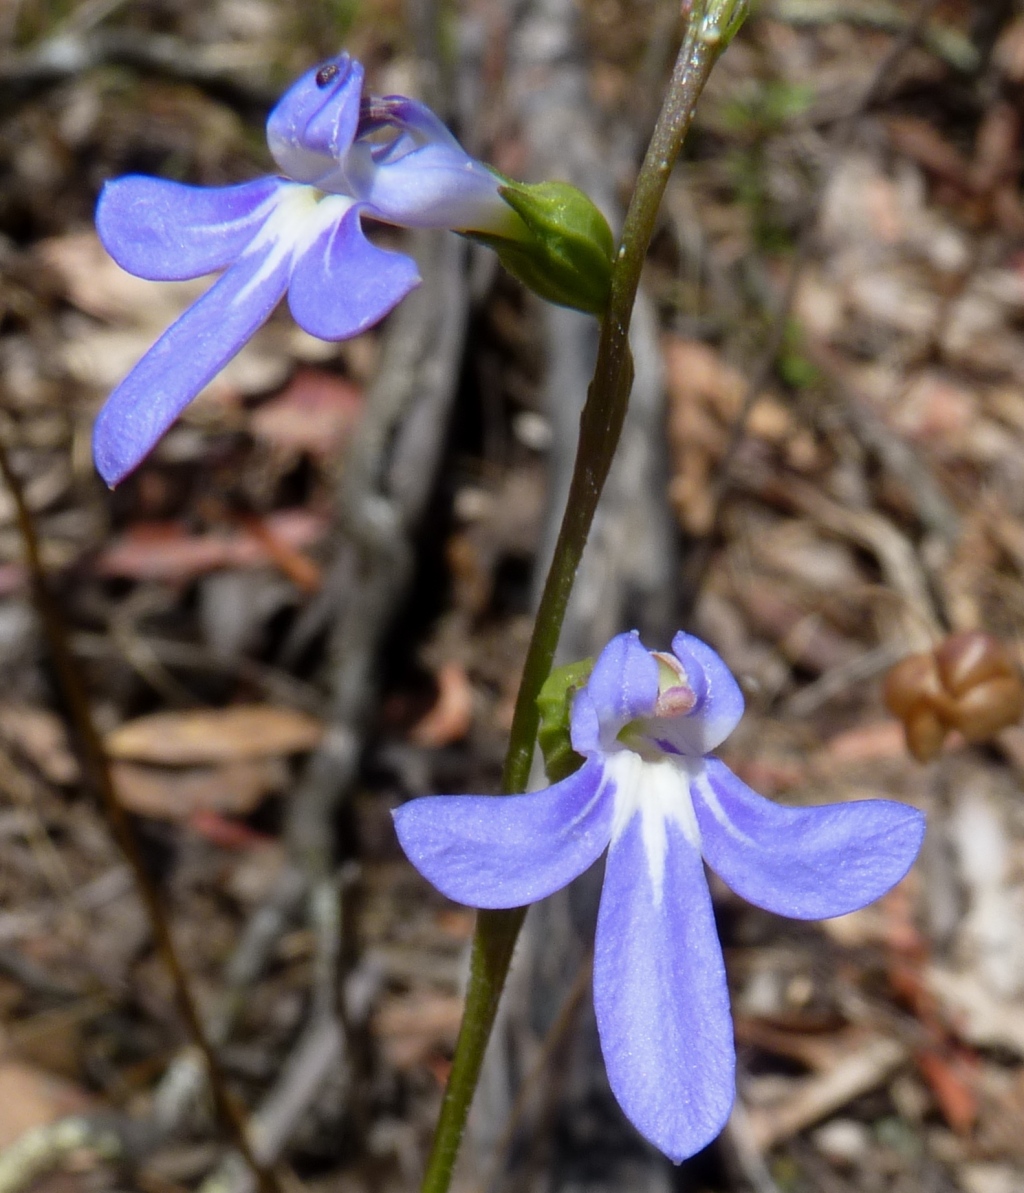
96, 176, 282, 281
570, 631, 658, 756
392, 760, 614, 909
694, 758, 925, 920
642, 631, 745, 756
357, 95, 463, 151
267, 53, 363, 188
594, 813, 734, 1162
93, 210, 296, 485
356, 145, 509, 233
287, 204, 419, 340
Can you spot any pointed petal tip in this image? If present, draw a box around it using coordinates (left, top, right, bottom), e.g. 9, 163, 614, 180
92, 412, 139, 488
595, 816, 735, 1166
656, 1096, 735, 1165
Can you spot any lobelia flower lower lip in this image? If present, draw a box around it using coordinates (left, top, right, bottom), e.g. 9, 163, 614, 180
91, 52, 517, 488
393, 629, 925, 1162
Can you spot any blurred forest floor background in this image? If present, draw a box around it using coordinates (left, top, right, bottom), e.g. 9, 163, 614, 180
2, 1, 1024, 1192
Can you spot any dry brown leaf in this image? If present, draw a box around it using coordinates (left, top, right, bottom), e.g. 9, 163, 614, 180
995, 17, 1024, 83
884, 116, 971, 191
926, 968, 1024, 1057
110, 758, 288, 819
40, 233, 293, 401
746, 1035, 908, 1150
823, 720, 907, 763
93, 509, 327, 582
250, 368, 362, 458
734, 1021, 878, 1074
105, 706, 323, 765
894, 372, 978, 447
372, 990, 464, 1070
0, 1061, 93, 1148
38, 232, 206, 327
663, 337, 791, 534
410, 663, 474, 748
0, 703, 79, 784
916, 1048, 979, 1135
237, 514, 322, 594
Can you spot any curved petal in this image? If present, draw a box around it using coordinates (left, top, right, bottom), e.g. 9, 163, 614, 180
93, 219, 294, 485
392, 760, 614, 909
694, 758, 926, 920
594, 813, 734, 1162
96, 176, 283, 280
642, 632, 745, 757
287, 204, 419, 340
267, 53, 363, 186
357, 146, 511, 234
570, 630, 658, 756
358, 95, 463, 151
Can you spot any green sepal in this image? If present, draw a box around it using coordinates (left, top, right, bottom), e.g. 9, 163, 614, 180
537, 658, 594, 783
468, 179, 614, 316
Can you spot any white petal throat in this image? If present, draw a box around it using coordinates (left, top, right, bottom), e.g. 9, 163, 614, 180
605, 751, 703, 905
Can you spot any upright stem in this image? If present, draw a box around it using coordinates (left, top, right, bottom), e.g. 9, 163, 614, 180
420, 9, 731, 1192
0, 439, 280, 1193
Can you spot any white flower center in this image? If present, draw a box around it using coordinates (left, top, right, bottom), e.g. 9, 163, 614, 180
605, 749, 702, 906
233, 186, 354, 307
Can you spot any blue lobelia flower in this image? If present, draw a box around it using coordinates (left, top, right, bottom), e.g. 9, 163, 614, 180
92, 53, 518, 486
394, 630, 925, 1162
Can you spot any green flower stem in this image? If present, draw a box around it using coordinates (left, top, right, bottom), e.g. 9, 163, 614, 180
420, 9, 737, 1192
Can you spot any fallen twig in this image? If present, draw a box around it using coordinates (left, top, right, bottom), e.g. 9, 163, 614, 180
0, 28, 276, 106
746, 1035, 909, 1151
0, 435, 279, 1193
0, 1118, 122, 1193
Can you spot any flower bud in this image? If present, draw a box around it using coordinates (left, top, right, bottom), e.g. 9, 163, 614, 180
467, 179, 615, 316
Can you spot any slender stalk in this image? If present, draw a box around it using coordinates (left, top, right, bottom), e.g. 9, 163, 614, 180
0, 437, 280, 1193
420, 8, 736, 1192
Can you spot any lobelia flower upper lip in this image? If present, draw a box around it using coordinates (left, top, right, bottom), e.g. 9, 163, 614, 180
92, 52, 516, 487
393, 629, 926, 1162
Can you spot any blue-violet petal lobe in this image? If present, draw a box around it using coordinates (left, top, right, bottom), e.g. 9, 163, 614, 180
694, 757, 925, 920
391, 759, 614, 909
594, 812, 734, 1162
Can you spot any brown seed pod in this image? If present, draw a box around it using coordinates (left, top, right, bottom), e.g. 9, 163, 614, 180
884, 653, 950, 761
885, 631, 1024, 760
904, 707, 948, 763
948, 677, 1024, 741
935, 631, 1015, 697
883, 652, 944, 720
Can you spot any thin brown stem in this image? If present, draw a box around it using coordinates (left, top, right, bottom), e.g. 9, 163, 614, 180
0, 435, 281, 1193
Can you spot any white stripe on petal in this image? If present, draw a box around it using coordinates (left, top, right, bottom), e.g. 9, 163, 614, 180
691, 767, 757, 847
233, 186, 354, 308
605, 751, 702, 905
